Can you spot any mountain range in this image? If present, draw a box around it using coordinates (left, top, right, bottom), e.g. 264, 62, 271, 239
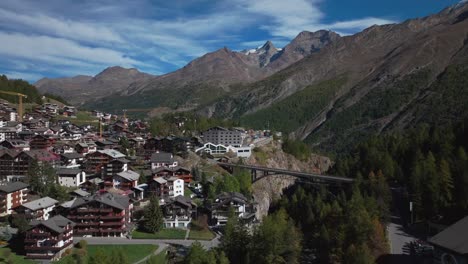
35, 2, 468, 151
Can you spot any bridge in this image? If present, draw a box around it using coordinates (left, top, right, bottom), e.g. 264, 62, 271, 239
217, 162, 355, 184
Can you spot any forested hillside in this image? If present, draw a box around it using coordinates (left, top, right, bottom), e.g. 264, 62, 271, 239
0, 75, 42, 104
331, 119, 468, 222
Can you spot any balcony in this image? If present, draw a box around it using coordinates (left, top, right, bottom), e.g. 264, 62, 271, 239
99, 228, 124, 233
77, 208, 99, 213
75, 222, 99, 227
27, 231, 51, 238
25, 241, 73, 251
100, 214, 124, 220
100, 221, 123, 227
76, 215, 97, 220
75, 228, 100, 234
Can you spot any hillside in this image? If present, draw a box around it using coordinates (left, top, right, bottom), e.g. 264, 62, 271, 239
35, 66, 155, 105
201, 2, 468, 152
0, 75, 42, 104
36, 31, 339, 112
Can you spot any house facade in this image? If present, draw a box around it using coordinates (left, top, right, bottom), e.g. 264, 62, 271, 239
24, 215, 74, 261
429, 216, 468, 264
162, 196, 196, 228
16, 197, 58, 221
0, 181, 29, 215
57, 168, 86, 188
64, 193, 132, 237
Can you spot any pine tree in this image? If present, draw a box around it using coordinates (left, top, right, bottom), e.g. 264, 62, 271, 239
439, 159, 454, 208
143, 195, 164, 233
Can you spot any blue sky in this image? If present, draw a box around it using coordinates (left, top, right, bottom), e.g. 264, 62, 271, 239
0, 0, 461, 82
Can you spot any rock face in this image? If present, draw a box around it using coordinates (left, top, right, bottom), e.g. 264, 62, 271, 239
244, 141, 332, 220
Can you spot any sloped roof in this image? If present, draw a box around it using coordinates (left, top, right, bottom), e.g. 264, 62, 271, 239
61, 152, 83, 160
0, 181, 29, 193
29, 215, 75, 234
22, 197, 58, 211
150, 152, 173, 163
65, 193, 130, 211
116, 170, 140, 182
429, 216, 468, 255
98, 149, 125, 159
57, 168, 82, 176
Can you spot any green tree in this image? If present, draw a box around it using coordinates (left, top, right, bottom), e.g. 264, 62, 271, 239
439, 159, 454, 208
143, 195, 164, 233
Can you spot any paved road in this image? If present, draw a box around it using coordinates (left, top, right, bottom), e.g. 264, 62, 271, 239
387, 217, 416, 255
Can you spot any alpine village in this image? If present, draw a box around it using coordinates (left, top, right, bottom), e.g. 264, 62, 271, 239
1, 1, 468, 264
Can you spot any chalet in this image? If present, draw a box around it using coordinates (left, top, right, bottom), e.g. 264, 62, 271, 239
153, 166, 192, 183
150, 151, 178, 169
83, 149, 126, 175
63, 193, 133, 237
29, 135, 55, 150
95, 139, 117, 150
23, 119, 48, 130
0, 140, 30, 151
148, 177, 169, 197
60, 152, 84, 168
162, 196, 196, 228
24, 215, 74, 261
429, 215, 468, 264
0, 150, 59, 179
0, 181, 29, 215
16, 197, 58, 221
57, 168, 86, 188
113, 170, 140, 190
210, 192, 255, 226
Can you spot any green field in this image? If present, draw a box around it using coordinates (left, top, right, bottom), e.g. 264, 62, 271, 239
188, 228, 215, 240
55, 244, 157, 264
145, 249, 167, 264
0, 247, 34, 264
132, 228, 186, 239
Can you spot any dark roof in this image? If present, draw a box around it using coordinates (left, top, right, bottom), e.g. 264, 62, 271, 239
429, 216, 468, 255
150, 152, 174, 163
66, 193, 130, 211
0, 181, 29, 193
29, 215, 75, 234
57, 168, 82, 176
61, 152, 83, 159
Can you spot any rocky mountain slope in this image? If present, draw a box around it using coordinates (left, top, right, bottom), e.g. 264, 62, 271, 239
203, 2, 468, 152
35, 66, 155, 105
36, 30, 339, 111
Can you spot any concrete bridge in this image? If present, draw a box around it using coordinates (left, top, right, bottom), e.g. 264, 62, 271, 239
217, 162, 355, 184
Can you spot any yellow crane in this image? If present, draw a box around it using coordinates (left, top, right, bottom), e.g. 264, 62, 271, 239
0, 91, 27, 122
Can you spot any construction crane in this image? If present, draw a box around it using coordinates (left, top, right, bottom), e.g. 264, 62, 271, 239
0, 91, 27, 122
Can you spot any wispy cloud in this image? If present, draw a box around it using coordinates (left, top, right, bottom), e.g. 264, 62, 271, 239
0, 0, 399, 82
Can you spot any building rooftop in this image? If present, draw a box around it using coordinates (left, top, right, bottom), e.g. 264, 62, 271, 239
57, 168, 82, 176
22, 197, 58, 211
429, 215, 468, 255
29, 215, 75, 234
0, 181, 29, 193
150, 151, 174, 164
116, 170, 140, 182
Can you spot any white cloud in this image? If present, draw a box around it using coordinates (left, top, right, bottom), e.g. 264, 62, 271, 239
0, 8, 123, 45
0, 32, 139, 68
0, 0, 400, 81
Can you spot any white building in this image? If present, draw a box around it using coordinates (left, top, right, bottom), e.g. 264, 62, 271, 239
150, 151, 178, 170
167, 177, 184, 198
57, 168, 86, 187
195, 143, 252, 158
